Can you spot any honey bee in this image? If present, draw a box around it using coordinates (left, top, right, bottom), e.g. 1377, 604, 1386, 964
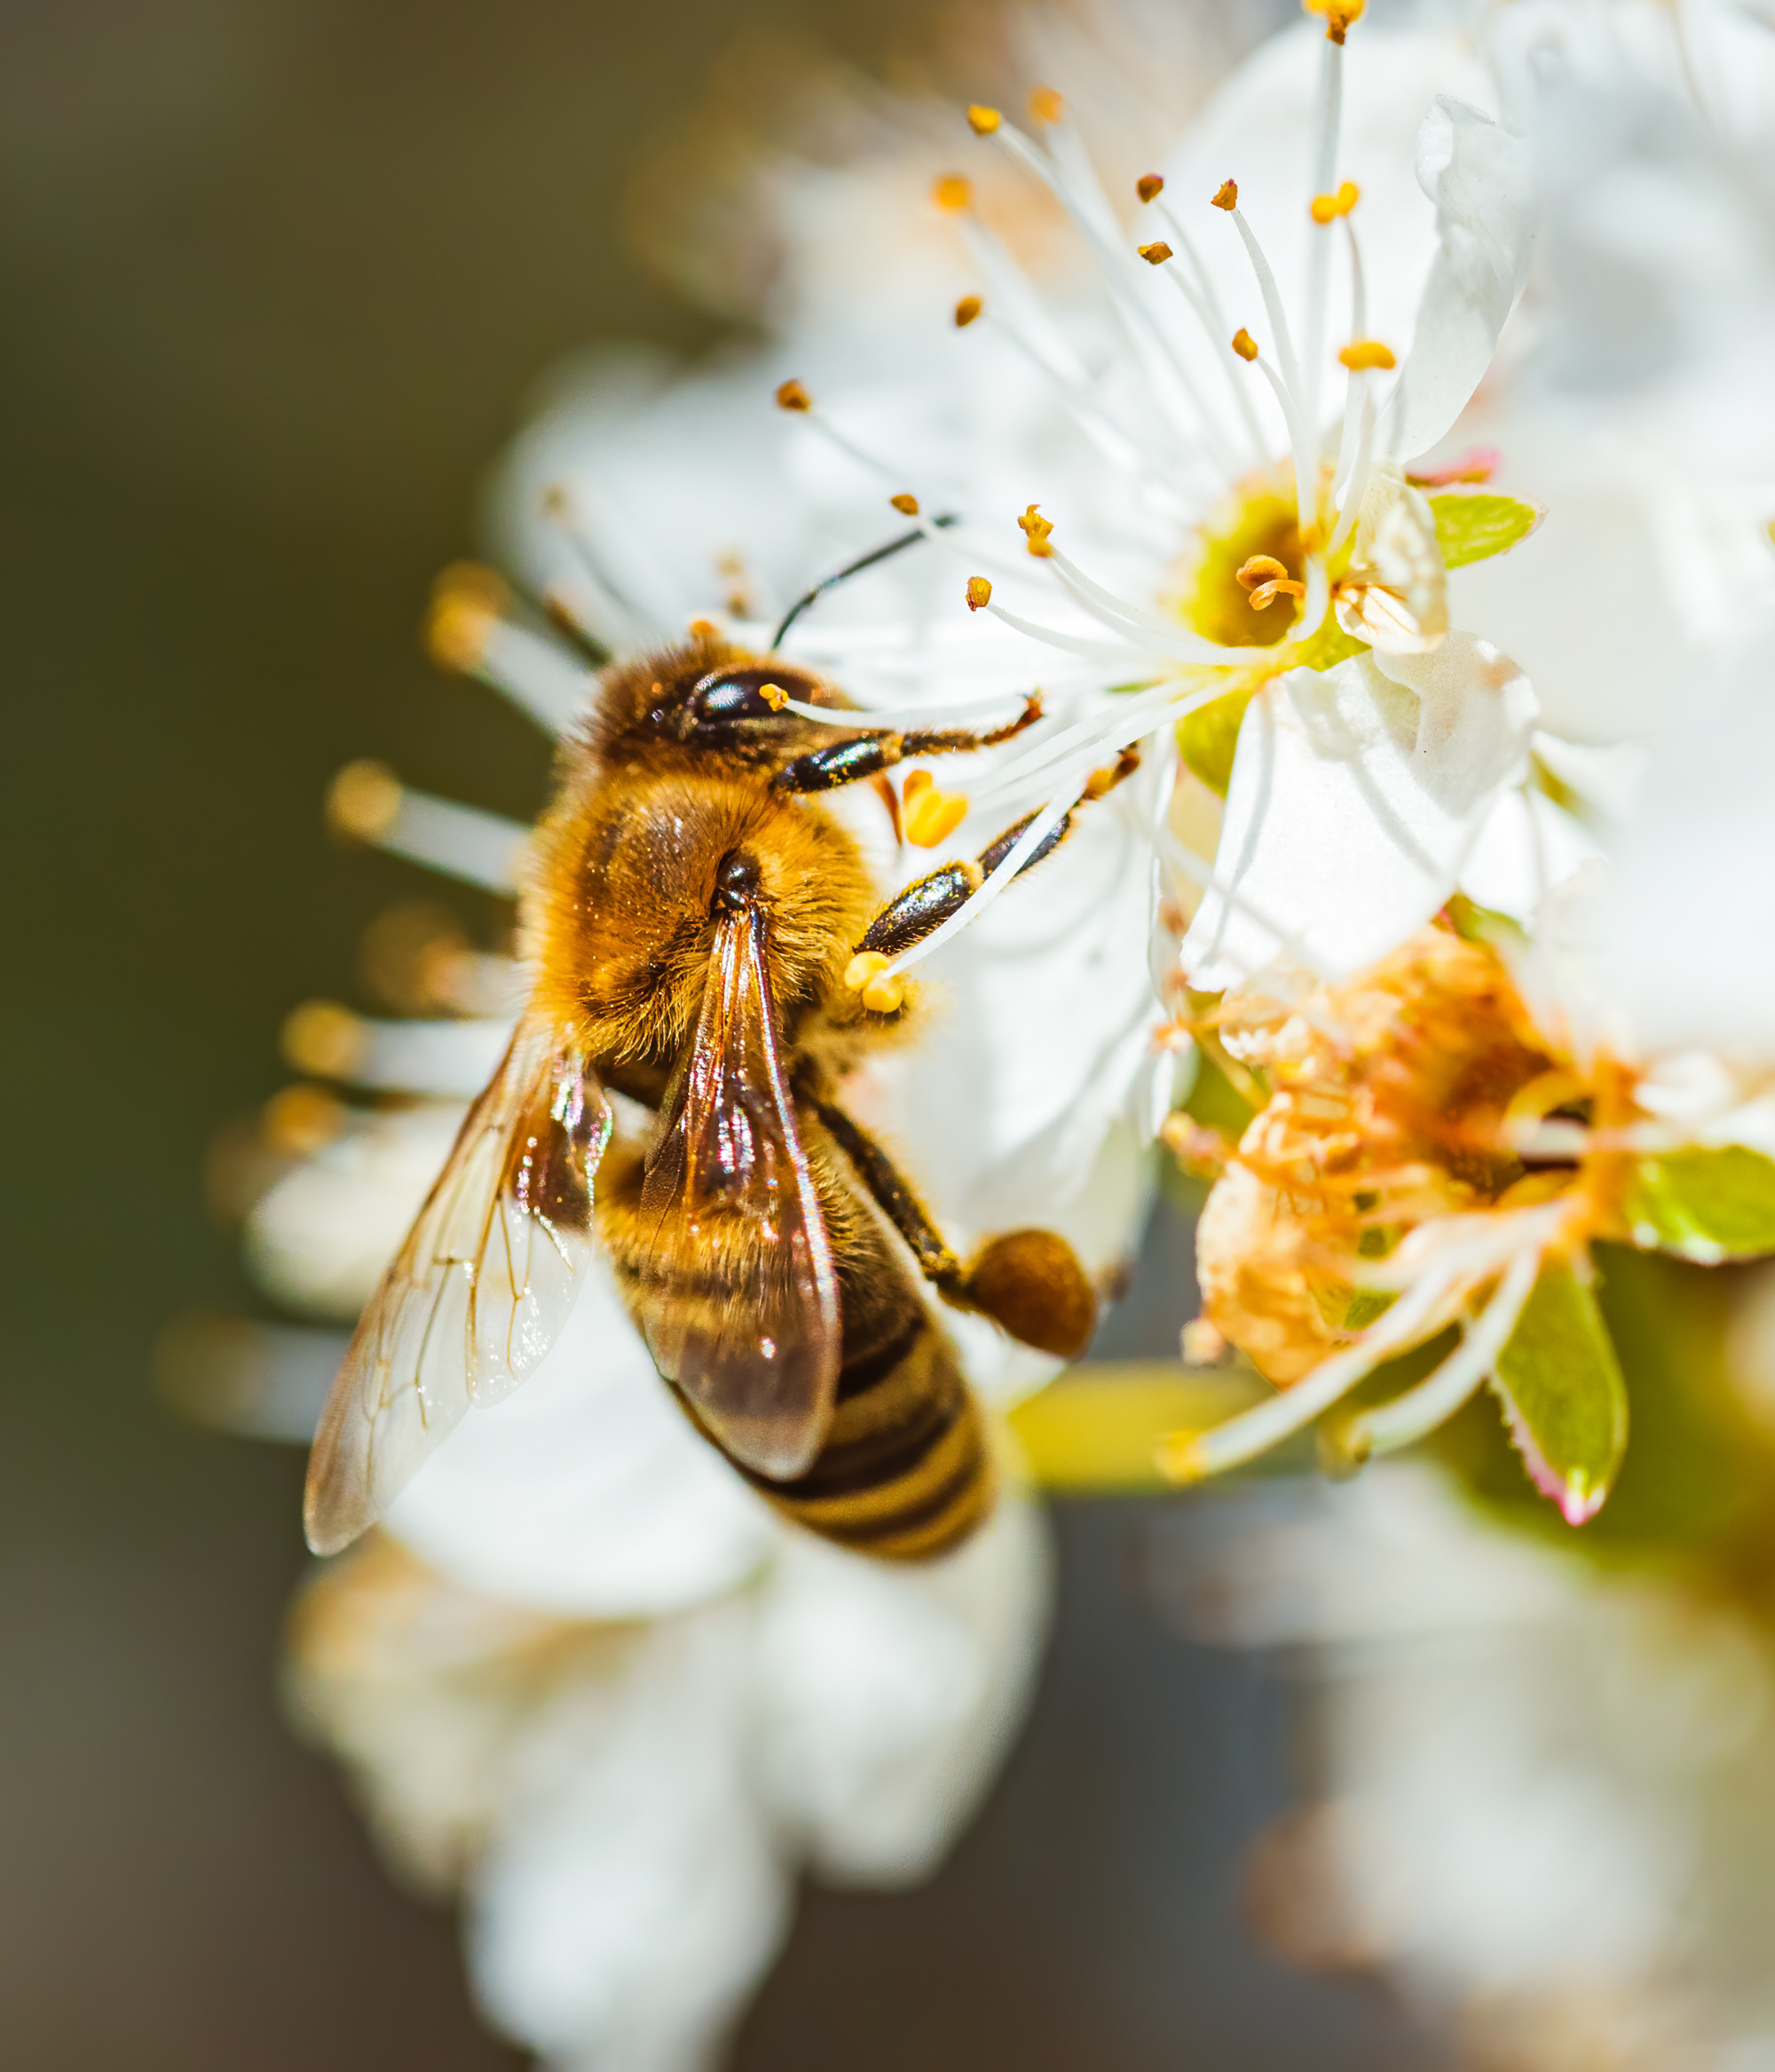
305, 631, 1140, 1562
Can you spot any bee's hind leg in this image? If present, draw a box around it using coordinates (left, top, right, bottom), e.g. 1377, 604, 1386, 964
770, 696, 1041, 795
810, 1095, 1098, 1359
851, 742, 1141, 962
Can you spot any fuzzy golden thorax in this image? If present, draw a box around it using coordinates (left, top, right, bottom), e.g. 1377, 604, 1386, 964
525, 640, 883, 1074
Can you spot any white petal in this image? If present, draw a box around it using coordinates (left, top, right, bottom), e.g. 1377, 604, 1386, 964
1595, 662, 1775, 1061
1179, 637, 1535, 989
1388, 98, 1538, 463
468, 1605, 790, 2068
1457, 785, 1599, 926
383, 1262, 781, 1620
751, 1492, 1051, 1885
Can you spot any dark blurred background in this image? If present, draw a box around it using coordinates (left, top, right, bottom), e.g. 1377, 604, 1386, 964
0, 2, 1437, 2062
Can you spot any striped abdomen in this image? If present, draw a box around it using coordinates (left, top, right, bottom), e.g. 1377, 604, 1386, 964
741, 1269, 991, 1561
600, 1144, 992, 1562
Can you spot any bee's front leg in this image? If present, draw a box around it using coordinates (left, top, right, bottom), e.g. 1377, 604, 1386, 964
811, 1096, 1097, 1359
771, 696, 1041, 795
851, 742, 1142, 961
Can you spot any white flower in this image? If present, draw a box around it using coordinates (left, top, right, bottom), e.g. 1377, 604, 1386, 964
1164, 1461, 1775, 2059
1444, 0, 1775, 746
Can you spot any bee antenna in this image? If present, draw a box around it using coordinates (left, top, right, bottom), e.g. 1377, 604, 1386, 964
772, 514, 958, 652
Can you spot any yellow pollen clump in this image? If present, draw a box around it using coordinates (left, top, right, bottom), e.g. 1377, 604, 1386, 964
1137, 173, 1164, 203
890, 492, 919, 517
954, 294, 982, 328
1138, 241, 1173, 265
1017, 503, 1055, 557
1211, 178, 1239, 211
1030, 86, 1063, 124
903, 770, 933, 801
774, 378, 812, 412
1338, 338, 1396, 371
966, 575, 993, 610
844, 952, 906, 1016
758, 683, 790, 712
903, 782, 968, 848
966, 104, 1002, 136
933, 173, 972, 211
281, 1000, 367, 1080
1310, 181, 1360, 224
1230, 328, 1258, 362
1306, 0, 1365, 42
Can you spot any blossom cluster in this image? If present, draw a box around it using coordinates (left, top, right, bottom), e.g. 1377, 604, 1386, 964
185, 0, 1775, 2061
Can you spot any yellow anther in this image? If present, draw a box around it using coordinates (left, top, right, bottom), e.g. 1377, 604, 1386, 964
687, 618, 720, 640
1211, 178, 1239, 211
1137, 241, 1173, 265
262, 1083, 345, 1157
1236, 554, 1306, 611
1230, 328, 1258, 362
774, 378, 812, 412
424, 562, 507, 673
903, 769, 934, 801
933, 173, 972, 211
966, 575, 993, 611
1017, 503, 1055, 558
966, 104, 1002, 136
1030, 86, 1063, 124
1338, 337, 1396, 371
904, 784, 969, 848
954, 294, 982, 328
327, 759, 403, 842
280, 1000, 367, 1080
843, 952, 906, 1015
1137, 172, 1164, 203
1310, 180, 1360, 225
1306, 0, 1365, 43
890, 492, 919, 517
758, 683, 790, 712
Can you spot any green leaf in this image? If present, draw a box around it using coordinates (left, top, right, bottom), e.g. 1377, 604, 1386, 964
1429, 488, 1542, 570
1490, 1257, 1628, 1524
1622, 1145, 1775, 1262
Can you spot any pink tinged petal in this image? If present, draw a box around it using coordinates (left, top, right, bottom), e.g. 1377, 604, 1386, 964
1388, 98, 1538, 465
1179, 638, 1535, 990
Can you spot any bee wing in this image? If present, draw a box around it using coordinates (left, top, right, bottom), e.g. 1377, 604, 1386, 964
304, 1016, 612, 1554
638, 906, 840, 1480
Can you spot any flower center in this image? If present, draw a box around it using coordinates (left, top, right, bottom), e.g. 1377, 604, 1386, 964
1165, 473, 1305, 650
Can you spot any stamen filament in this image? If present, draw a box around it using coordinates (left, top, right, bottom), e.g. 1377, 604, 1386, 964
1043, 544, 1282, 663
985, 117, 1244, 482
1347, 1241, 1542, 1457
1154, 202, 1272, 470
1299, 36, 1345, 447
980, 597, 1172, 666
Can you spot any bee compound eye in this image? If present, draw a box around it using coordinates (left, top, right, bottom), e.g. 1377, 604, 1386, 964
689, 667, 819, 726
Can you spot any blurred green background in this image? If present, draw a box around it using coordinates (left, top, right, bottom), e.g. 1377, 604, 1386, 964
0, 1, 1435, 2063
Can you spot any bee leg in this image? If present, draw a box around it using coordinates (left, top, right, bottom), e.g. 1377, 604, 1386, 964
771, 695, 1041, 795
812, 1096, 1098, 1359
853, 742, 1142, 961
